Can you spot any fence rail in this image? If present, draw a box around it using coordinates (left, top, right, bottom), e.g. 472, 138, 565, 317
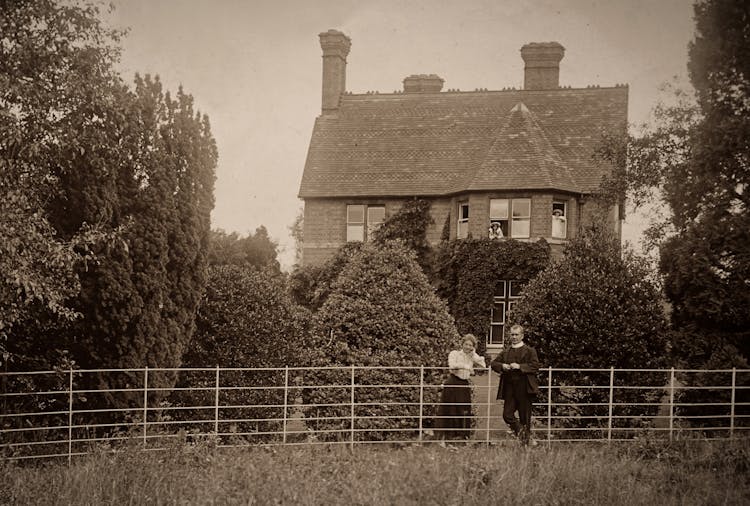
1, 366, 749, 462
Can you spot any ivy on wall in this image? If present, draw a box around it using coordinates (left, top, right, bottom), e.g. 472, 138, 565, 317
433, 238, 551, 354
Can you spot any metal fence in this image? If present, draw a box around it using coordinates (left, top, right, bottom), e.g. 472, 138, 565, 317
1, 366, 748, 462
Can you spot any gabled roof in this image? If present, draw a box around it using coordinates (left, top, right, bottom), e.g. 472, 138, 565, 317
298, 86, 628, 198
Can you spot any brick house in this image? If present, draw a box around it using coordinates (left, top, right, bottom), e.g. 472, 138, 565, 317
298, 30, 627, 350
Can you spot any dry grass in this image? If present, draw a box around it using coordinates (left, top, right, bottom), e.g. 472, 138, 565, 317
2, 438, 748, 505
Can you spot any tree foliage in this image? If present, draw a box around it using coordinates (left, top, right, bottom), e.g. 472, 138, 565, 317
3, 2, 217, 412
597, 0, 750, 364
208, 227, 280, 271
301, 242, 459, 441
174, 265, 306, 441
510, 223, 669, 435
372, 198, 433, 272
0, 0, 125, 358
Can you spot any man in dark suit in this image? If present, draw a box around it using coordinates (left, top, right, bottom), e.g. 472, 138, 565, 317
490, 324, 540, 445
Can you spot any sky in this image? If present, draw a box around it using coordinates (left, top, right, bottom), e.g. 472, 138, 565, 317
108, 0, 697, 269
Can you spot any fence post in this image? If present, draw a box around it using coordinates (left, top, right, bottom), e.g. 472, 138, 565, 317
547, 367, 552, 447
730, 367, 736, 439
350, 365, 355, 450
485, 366, 492, 444
143, 367, 148, 449
214, 365, 220, 435
607, 367, 614, 443
68, 367, 73, 466
418, 366, 424, 441
668, 367, 675, 441
283, 366, 289, 444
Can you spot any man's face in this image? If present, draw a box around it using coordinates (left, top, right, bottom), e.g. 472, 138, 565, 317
510, 328, 523, 345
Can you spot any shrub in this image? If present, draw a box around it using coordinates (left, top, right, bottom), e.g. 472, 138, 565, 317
301, 241, 459, 441
171, 266, 307, 442
511, 223, 669, 436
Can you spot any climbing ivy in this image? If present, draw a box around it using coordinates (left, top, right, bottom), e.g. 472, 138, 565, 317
433, 238, 551, 354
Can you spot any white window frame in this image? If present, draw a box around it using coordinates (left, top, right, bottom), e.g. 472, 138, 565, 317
511, 198, 531, 238
489, 199, 509, 238
487, 280, 526, 349
552, 201, 567, 239
367, 206, 385, 241
346, 205, 365, 242
457, 202, 469, 239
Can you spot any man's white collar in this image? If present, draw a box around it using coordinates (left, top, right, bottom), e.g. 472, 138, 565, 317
511, 342, 525, 349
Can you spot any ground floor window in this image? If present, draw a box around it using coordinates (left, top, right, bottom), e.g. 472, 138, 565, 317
488, 280, 525, 347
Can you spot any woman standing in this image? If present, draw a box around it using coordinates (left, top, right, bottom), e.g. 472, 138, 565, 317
434, 334, 486, 442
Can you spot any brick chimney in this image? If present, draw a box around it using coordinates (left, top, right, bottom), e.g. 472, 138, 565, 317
520, 42, 565, 90
319, 30, 351, 114
402, 74, 444, 93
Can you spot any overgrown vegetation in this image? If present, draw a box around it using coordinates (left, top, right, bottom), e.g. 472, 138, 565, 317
433, 238, 550, 354
2, 440, 748, 505
301, 242, 458, 441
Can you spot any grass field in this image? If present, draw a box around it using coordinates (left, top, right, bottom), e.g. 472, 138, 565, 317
2, 437, 748, 505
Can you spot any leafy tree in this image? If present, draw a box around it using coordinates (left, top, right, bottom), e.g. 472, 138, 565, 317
174, 265, 306, 441
511, 223, 669, 436
208, 227, 280, 271
0, 0, 124, 360
598, 0, 750, 364
288, 208, 304, 268
289, 242, 363, 311
0, 0, 217, 420
301, 241, 459, 441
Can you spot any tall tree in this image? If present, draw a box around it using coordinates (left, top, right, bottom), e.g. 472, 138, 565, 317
597, 0, 750, 364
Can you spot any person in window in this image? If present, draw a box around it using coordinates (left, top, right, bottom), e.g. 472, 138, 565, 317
490, 324, 540, 445
552, 208, 566, 238
434, 334, 486, 444
488, 222, 504, 240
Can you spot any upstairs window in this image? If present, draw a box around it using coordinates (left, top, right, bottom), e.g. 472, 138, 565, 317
347, 204, 386, 242
367, 206, 385, 240
489, 198, 530, 239
489, 199, 508, 238
347, 205, 365, 242
511, 199, 531, 238
457, 203, 469, 239
552, 201, 567, 238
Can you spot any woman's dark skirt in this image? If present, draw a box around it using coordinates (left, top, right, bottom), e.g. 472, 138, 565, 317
435, 374, 472, 440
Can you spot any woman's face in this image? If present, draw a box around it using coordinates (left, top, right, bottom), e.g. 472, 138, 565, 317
461, 339, 475, 354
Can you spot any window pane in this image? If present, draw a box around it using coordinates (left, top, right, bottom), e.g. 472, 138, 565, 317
367, 206, 385, 225
460, 203, 469, 220
511, 219, 530, 238
512, 199, 530, 218
552, 202, 567, 238
347, 205, 364, 223
491, 301, 505, 324
494, 282, 506, 297
347, 224, 364, 242
489, 325, 504, 345
490, 199, 508, 219
509, 281, 524, 298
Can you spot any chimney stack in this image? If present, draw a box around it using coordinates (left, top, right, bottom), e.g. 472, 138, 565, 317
520, 42, 565, 90
402, 74, 444, 93
319, 30, 351, 114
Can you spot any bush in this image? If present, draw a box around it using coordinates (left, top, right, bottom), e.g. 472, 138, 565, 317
171, 266, 307, 442
301, 241, 459, 441
511, 223, 669, 436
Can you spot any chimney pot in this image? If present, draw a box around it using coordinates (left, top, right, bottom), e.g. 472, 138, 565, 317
520, 42, 565, 90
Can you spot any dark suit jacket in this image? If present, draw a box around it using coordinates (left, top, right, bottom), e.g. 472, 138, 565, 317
490, 344, 540, 400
